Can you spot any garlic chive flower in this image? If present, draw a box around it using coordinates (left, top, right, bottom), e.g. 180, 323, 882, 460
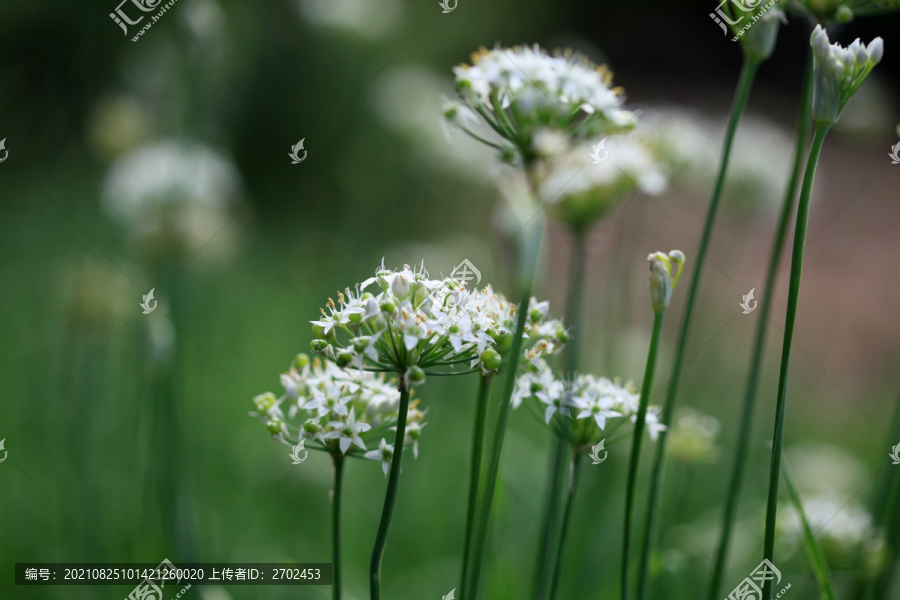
512, 359, 665, 452
309, 261, 567, 384
735, 7, 786, 62
364, 438, 395, 477
810, 25, 884, 126
787, 0, 900, 24
446, 45, 635, 167
250, 355, 425, 462
667, 407, 721, 465
647, 250, 685, 313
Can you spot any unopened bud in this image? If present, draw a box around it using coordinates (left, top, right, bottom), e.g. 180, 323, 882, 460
481, 348, 502, 371
647, 250, 686, 313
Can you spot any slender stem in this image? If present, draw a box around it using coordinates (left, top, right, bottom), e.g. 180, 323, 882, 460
548, 451, 583, 600
460, 376, 492, 596
762, 124, 831, 600
533, 229, 588, 600
622, 311, 666, 600
369, 383, 411, 600
466, 219, 544, 600
707, 49, 815, 600
865, 391, 900, 600
635, 56, 760, 600
332, 453, 345, 600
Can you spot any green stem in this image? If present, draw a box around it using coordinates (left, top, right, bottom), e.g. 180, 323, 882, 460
622, 310, 665, 600
548, 451, 583, 600
762, 124, 831, 600
460, 375, 492, 596
332, 453, 345, 600
636, 56, 760, 600
369, 383, 412, 600
783, 461, 838, 600
533, 229, 588, 600
466, 219, 543, 600
706, 49, 815, 600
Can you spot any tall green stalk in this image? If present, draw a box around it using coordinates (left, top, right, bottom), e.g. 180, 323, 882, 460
634, 57, 760, 600
622, 311, 665, 600
706, 50, 815, 600
369, 383, 411, 600
534, 229, 588, 600
548, 451, 584, 600
466, 219, 543, 600
332, 453, 345, 600
866, 391, 900, 600
762, 124, 831, 600
460, 375, 492, 596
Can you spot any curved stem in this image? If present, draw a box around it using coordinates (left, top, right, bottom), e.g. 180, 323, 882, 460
332, 453, 345, 600
466, 219, 544, 600
460, 376, 492, 596
622, 310, 665, 600
635, 56, 760, 600
533, 229, 588, 600
706, 49, 815, 600
369, 383, 411, 600
548, 451, 583, 600
762, 124, 831, 600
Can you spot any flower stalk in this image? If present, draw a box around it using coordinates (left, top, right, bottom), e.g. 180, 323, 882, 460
370, 382, 411, 600
548, 451, 584, 600
460, 375, 492, 596
332, 452, 345, 600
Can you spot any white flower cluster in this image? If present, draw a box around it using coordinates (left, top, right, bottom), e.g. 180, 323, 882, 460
810, 25, 884, 125
667, 407, 720, 465
445, 45, 634, 165
102, 139, 242, 259
310, 261, 567, 384
251, 355, 425, 475
512, 359, 665, 448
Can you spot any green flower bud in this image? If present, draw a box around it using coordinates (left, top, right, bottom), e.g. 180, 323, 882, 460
303, 420, 320, 435
312, 324, 334, 341
834, 6, 853, 23
406, 366, 426, 384
294, 353, 310, 369
254, 392, 276, 414
266, 418, 284, 435
555, 327, 570, 344
480, 348, 503, 371
647, 250, 686, 313
352, 337, 369, 353
336, 350, 354, 368
310, 339, 330, 353
380, 300, 396, 313
348, 311, 362, 324
739, 9, 785, 63
530, 308, 544, 323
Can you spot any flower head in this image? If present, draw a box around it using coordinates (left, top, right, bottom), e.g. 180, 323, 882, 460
667, 408, 721, 464
810, 25, 884, 126
364, 438, 395, 476
309, 261, 565, 383
512, 359, 665, 451
446, 45, 634, 167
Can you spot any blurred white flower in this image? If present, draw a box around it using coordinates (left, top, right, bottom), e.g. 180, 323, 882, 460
667, 407, 720, 464
296, 0, 401, 39
102, 139, 242, 260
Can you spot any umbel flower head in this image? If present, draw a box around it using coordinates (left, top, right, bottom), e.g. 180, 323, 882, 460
647, 250, 685, 313
512, 359, 665, 451
445, 45, 635, 168
310, 261, 567, 385
251, 354, 425, 469
667, 407, 721, 465
810, 25, 884, 126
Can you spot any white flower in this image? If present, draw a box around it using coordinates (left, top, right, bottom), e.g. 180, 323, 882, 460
364, 438, 394, 476
324, 408, 372, 454
810, 25, 884, 125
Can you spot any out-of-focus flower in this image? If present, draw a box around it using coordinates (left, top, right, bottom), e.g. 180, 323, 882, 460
445, 45, 634, 167
102, 139, 242, 262
60, 256, 132, 329
88, 96, 152, 160
512, 358, 665, 451
296, 0, 402, 39
787, 0, 900, 24
251, 355, 425, 464
810, 25, 884, 126
309, 261, 566, 383
667, 408, 720, 464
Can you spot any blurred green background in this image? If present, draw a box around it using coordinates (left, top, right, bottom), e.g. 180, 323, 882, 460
2, 0, 900, 598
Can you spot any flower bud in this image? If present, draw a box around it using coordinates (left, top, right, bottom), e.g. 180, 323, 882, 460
405, 366, 426, 385
294, 353, 310, 369
740, 9, 784, 63
380, 300, 396, 314
480, 348, 502, 371
647, 250, 686, 313
555, 327, 570, 344
312, 323, 334, 341
834, 6, 853, 23
336, 350, 354, 368
303, 420, 320, 435
391, 272, 411, 301
254, 392, 276, 414
310, 339, 330, 353
266, 418, 284, 435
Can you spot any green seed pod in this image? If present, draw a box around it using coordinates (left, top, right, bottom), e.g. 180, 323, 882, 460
294, 353, 310, 369
406, 366, 426, 383
336, 351, 354, 368
481, 348, 503, 371
310, 339, 330, 353
266, 419, 284, 435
